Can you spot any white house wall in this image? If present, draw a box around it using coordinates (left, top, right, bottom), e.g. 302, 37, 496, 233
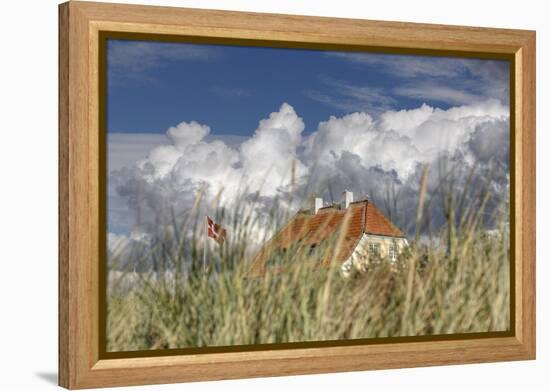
341, 233, 409, 277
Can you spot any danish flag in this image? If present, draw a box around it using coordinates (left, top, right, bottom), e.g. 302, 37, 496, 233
207, 216, 226, 244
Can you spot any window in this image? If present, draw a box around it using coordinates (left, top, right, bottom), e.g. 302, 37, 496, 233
389, 243, 398, 262
368, 242, 380, 258
308, 243, 317, 255
308, 243, 326, 263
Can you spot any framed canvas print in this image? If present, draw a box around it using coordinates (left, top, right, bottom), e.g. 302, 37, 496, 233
58, 1, 536, 389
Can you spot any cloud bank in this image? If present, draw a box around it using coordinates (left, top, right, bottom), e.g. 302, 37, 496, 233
108, 100, 510, 260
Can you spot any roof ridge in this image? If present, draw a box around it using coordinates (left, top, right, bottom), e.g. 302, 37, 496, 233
329, 203, 367, 265
363, 200, 369, 233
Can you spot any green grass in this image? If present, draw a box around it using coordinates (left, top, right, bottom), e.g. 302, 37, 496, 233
106, 167, 510, 352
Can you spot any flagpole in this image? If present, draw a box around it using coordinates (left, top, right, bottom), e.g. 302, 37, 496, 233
203, 216, 207, 273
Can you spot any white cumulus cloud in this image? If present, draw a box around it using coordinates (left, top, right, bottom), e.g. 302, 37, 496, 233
108, 99, 510, 258
241, 102, 307, 195
110, 103, 310, 238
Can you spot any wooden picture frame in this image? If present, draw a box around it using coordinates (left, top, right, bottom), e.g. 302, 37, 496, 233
58, 1, 536, 389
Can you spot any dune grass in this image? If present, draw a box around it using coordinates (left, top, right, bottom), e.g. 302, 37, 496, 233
106, 167, 510, 352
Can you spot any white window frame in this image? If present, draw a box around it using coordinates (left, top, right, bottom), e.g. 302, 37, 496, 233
389, 243, 398, 262
368, 242, 380, 257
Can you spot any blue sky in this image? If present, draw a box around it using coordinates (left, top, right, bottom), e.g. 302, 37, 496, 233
106, 39, 509, 137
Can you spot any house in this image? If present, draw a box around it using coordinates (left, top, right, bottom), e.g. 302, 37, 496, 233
248, 191, 408, 277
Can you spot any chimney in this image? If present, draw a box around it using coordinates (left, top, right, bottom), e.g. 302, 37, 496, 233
314, 197, 323, 214
341, 190, 353, 209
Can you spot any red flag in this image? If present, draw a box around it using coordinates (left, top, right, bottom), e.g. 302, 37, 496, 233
207, 216, 226, 244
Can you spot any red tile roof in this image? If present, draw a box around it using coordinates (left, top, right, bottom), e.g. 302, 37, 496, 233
248, 200, 405, 276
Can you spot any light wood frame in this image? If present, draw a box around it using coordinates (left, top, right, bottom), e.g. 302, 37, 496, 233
59, 1, 536, 389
